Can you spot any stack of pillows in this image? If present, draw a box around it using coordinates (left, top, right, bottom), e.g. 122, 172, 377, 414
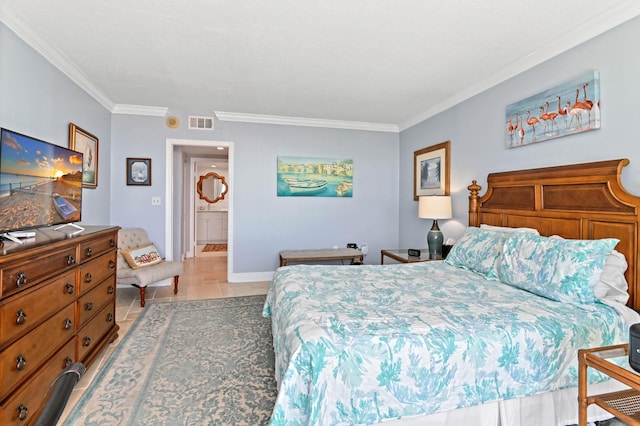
444, 225, 629, 307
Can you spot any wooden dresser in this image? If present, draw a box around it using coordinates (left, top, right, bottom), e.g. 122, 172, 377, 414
0, 226, 120, 424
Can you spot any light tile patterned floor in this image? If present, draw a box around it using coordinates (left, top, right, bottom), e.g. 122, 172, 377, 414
58, 252, 270, 424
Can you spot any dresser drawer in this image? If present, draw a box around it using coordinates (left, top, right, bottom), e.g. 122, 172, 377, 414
0, 303, 75, 399
79, 233, 117, 263
77, 279, 115, 328
1, 246, 78, 298
76, 300, 115, 361
77, 251, 117, 295
0, 270, 76, 347
0, 338, 75, 425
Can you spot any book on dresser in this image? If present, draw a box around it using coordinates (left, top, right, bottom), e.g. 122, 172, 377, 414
0, 225, 120, 424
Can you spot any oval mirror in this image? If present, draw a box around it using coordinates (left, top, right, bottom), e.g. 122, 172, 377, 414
197, 172, 228, 203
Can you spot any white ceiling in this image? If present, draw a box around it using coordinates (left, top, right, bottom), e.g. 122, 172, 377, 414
2, 1, 639, 131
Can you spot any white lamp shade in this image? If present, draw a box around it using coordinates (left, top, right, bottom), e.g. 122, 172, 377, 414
418, 196, 452, 219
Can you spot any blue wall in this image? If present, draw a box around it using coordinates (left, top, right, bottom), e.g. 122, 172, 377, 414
0, 23, 112, 226
4, 15, 640, 276
399, 16, 640, 249
110, 112, 400, 273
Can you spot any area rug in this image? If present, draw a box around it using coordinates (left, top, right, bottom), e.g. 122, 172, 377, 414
63, 295, 276, 425
203, 243, 227, 252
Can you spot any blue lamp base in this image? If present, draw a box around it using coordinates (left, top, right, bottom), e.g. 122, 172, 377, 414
427, 219, 443, 259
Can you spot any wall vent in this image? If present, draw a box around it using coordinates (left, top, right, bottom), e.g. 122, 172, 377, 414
188, 116, 214, 130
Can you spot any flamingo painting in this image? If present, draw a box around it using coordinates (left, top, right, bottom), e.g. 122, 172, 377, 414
557, 96, 568, 130
507, 114, 516, 144
545, 101, 558, 132
582, 83, 594, 128
569, 88, 587, 129
505, 70, 600, 148
518, 115, 525, 145
526, 110, 539, 141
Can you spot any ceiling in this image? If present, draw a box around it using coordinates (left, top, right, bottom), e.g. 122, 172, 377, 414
2, 1, 639, 131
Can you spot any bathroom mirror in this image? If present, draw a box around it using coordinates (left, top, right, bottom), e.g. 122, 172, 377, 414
197, 172, 228, 203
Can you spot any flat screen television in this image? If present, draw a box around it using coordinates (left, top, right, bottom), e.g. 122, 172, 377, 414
0, 128, 83, 237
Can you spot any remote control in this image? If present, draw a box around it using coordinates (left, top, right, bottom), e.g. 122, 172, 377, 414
9, 231, 36, 238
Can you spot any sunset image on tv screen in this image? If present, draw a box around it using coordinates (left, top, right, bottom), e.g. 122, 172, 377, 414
0, 128, 83, 232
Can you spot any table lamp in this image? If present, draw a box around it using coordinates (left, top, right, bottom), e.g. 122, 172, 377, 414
418, 195, 452, 258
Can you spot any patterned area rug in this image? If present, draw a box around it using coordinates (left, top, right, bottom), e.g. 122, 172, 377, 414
64, 295, 276, 425
203, 243, 227, 252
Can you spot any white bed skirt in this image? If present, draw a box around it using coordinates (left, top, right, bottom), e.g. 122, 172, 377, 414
379, 379, 623, 426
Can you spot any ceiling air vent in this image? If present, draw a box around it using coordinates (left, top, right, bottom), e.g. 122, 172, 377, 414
188, 116, 214, 130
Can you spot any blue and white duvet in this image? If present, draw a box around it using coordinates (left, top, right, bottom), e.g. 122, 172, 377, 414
262, 261, 635, 425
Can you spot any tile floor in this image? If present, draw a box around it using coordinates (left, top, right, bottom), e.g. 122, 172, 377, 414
58, 249, 270, 424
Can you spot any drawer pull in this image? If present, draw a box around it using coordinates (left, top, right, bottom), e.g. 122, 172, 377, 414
85, 273, 92, 283
16, 309, 27, 325
110, 239, 116, 247
64, 318, 73, 330
108, 285, 114, 294
16, 354, 27, 371
83, 337, 91, 347
17, 404, 29, 421
86, 247, 93, 257
109, 260, 116, 269
64, 357, 73, 368
15, 272, 27, 288
65, 283, 75, 294
107, 313, 114, 322
66, 255, 76, 266
85, 302, 93, 311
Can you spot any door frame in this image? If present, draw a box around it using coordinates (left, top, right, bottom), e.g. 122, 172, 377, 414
165, 138, 234, 278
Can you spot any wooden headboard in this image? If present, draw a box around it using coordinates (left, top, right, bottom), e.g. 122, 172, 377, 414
468, 159, 640, 311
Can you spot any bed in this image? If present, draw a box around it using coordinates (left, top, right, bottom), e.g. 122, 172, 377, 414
263, 159, 640, 425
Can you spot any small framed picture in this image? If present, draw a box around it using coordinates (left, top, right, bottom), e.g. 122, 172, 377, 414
69, 123, 99, 188
413, 141, 450, 200
126, 158, 152, 186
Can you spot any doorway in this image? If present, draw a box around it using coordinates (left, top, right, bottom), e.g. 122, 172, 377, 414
165, 139, 234, 280
193, 156, 228, 258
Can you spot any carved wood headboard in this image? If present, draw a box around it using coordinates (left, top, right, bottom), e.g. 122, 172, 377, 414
468, 159, 640, 311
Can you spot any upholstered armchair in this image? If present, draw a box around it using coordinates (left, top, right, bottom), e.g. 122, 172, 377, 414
116, 228, 183, 307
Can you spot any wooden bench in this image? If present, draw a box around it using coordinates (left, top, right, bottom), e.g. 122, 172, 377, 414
279, 248, 364, 266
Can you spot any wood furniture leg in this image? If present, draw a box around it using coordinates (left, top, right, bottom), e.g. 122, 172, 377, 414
173, 275, 179, 294
139, 286, 146, 307
578, 349, 588, 426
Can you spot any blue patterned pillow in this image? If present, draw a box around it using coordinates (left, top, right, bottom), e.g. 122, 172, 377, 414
445, 227, 513, 278
499, 234, 619, 304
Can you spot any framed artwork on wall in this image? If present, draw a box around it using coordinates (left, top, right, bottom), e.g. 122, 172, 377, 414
69, 123, 98, 188
126, 158, 152, 186
505, 70, 600, 148
414, 141, 450, 200
277, 156, 353, 197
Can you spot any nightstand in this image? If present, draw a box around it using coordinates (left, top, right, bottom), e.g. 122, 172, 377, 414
578, 344, 640, 425
380, 249, 443, 265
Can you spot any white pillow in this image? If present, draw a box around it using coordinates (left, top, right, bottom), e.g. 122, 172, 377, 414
593, 250, 629, 305
480, 224, 539, 235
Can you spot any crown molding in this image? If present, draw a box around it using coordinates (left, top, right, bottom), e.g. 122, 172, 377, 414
112, 104, 169, 116
399, 1, 640, 131
0, 3, 115, 112
214, 111, 398, 133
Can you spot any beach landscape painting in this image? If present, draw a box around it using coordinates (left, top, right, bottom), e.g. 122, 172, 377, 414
277, 156, 353, 197
506, 70, 600, 148
0, 128, 83, 232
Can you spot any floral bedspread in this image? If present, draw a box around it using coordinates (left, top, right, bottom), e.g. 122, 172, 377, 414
262, 261, 635, 425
